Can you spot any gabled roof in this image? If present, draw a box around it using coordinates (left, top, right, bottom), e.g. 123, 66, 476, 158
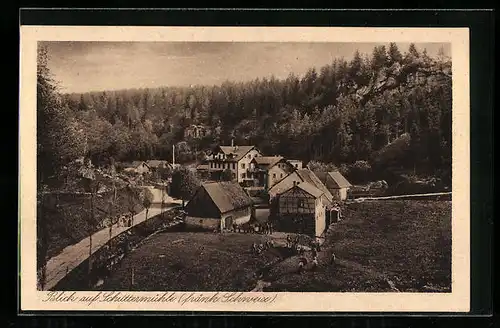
294, 181, 324, 198
295, 169, 334, 202
315, 171, 352, 189
202, 181, 254, 214
328, 171, 352, 188
251, 156, 284, 168
216, 145, 256, 162
268, 168, 334, 204
132, 161, 147, 167
146, 160, 170, 168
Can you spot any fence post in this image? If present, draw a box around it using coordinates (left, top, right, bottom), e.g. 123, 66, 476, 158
131, 267, 135, 287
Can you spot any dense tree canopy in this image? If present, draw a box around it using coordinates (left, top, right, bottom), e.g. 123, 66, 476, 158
40, 43, 452, 184
37, 46, 86, 185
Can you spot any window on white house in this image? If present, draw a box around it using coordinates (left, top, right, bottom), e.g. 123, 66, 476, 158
233, 163, 236, 169
273, 173, 276, 179
241, 173, 245, 178
241, 163, 246, 169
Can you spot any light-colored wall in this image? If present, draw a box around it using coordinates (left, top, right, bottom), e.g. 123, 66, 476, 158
331, 188, 348, 201
339, 188, 348, 201
206, 148, 261, 182
268, 165, 287, 188
186, 210, 252, 230
136, 164, 149, 174
315, 197, 326, 238
237, 149, 261, 183
185, 216, 221, 229
230, 214, 251, 225
331, 189, 341, 201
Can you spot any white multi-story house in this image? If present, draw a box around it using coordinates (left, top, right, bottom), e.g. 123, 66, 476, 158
207, 144, 262, 184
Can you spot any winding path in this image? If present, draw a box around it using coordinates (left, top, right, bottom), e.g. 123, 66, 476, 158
42, 189, 182, 291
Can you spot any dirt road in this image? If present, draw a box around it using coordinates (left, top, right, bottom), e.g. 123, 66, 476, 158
43, 192, 182, 291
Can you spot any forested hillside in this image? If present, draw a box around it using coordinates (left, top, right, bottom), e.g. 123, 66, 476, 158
39, 43, 452, 186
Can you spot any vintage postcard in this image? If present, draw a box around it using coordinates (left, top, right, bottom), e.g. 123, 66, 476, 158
19, 26, 470, 312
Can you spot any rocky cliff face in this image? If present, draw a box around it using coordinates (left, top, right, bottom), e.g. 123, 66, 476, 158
355, 59, 452, 105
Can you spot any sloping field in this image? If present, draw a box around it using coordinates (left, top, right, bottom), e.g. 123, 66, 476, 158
333, 200, 452, 291
268, 200, 452, 292
99, 232, 281, 291
99, 200, 451, 292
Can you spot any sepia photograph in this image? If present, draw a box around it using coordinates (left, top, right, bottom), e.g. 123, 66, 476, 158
19, 26, 470, 312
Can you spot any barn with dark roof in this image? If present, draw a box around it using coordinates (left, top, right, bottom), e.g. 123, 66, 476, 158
184, 181, 254, 230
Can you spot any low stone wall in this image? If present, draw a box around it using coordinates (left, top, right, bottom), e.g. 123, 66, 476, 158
53, 207, 183, 291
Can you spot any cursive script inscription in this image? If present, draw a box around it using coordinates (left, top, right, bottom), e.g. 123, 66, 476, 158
40, 291, 279, 306
42, 291, 78, 302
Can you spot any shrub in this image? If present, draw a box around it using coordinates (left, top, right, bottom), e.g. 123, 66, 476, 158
306, 160, 338, 173
347, 160, 372, 184
220, 169, 233, 181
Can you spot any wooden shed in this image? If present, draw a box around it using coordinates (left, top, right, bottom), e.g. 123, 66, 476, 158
184, 181, 254, 231
274, 181, 327, 239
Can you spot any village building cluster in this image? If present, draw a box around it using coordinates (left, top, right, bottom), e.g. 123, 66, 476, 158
190, 143, 352, 242
116, 142, 351, 243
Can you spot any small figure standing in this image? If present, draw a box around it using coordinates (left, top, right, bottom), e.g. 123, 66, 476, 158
298, 259, 305, 274
251, 242, 257, 253
330, 253, 337, 265
312, 256, 319, 270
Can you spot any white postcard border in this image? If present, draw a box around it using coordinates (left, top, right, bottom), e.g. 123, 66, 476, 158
19, 26, 470, 312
